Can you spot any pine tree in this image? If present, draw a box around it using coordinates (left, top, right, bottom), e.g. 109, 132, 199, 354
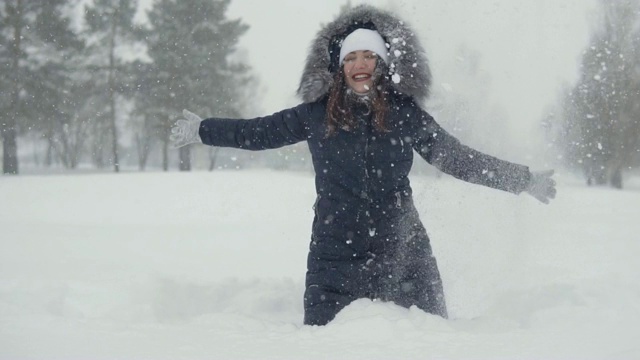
82, 0, 140, 172
0, 0, 81, 174
137, 0, 251, 171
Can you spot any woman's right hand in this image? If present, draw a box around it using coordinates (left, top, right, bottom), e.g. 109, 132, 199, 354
170, 109, 203, 149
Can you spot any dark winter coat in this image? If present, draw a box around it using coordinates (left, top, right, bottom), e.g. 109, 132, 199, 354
198, 5, 532, 325
199, 94, 530, 323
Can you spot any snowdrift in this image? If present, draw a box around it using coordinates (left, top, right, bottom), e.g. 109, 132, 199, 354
1, 170, 639, 359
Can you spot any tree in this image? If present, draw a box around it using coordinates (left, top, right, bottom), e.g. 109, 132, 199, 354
31, 58, 92, 169
138, 0, 251, 171
82, 0, 141, 172
558, 0, 640, 188
0, 0, 81, 174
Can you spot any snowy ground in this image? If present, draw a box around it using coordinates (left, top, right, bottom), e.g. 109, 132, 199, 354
1, 169, 639, 359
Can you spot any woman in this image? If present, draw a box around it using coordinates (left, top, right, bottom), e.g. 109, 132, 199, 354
170, 5, 556, 326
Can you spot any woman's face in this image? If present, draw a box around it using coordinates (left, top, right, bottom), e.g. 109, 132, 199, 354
343, 50, 378, 94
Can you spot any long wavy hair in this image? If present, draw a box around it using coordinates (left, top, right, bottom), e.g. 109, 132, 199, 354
325, 60, 391, 136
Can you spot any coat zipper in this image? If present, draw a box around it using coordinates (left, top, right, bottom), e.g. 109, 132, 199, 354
364, 120, 375, 237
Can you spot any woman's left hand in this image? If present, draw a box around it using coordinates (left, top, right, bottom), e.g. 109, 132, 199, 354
526, 170, 557, 204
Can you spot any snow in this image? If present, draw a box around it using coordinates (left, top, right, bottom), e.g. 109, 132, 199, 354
1, 170, 640, 359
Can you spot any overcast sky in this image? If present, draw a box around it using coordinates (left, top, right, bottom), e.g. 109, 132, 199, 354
224, 0, 599, 163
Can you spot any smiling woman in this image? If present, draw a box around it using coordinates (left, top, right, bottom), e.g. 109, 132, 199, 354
169, 4, 556, 326
339, 27, 389, 95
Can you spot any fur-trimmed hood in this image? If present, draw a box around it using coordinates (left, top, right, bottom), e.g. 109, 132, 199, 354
297, 5, 431, 104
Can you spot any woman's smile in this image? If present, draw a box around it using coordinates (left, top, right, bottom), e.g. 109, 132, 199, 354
352, 73, 371, 81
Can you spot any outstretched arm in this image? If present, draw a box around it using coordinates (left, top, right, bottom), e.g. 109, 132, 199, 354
171, 103, 313, 151
411, 107, 554, 200
199, 104, 311, 150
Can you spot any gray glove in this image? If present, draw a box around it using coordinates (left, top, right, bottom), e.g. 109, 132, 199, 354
170, 109, 203, 149
526, 170, 557, 204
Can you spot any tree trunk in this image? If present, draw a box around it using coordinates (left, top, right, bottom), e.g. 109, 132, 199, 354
92, 126, 106, 169
108, 9, 119, 173
179, 146, 191, 171
208, 147, 220, 171
45, 136, 54, 167
162, 139, 169, 171
135, 131, 153, 171
135, 134, 145, 171
610, 166, 623, 189
31, 134, 40, 166
2, 122, 19, 175
70, 119, 85, 169
2, 0, 23, 175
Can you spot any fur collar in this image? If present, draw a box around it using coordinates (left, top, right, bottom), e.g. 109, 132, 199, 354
297, 5, 431, 104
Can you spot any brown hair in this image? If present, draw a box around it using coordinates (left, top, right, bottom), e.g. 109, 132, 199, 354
325, 63, 391, 136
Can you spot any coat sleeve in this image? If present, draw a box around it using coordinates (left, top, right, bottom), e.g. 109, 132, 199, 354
198, 103, 312, 150
410, 106, 531, 194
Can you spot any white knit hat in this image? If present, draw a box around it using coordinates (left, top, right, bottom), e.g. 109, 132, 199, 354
339, 28, 389, 65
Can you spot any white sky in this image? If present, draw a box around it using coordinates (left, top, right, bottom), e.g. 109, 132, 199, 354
226, 0, 599, 162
